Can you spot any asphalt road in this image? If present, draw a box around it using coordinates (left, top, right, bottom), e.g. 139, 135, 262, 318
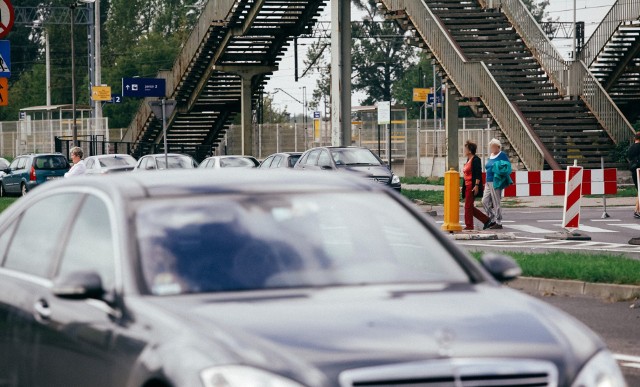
530, 293, 640, 386
442, 206, 640, 256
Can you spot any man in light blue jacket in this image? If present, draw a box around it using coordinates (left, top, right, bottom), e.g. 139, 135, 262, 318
482, 138, 511, 229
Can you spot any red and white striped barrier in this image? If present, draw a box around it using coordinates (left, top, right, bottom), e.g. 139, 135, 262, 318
562, 164, 583, 229
482, 169, 618, 197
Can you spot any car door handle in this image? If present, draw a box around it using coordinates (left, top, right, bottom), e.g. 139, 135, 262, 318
34, 299, 51, 320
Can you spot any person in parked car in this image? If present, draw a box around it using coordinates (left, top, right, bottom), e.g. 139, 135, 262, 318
462, 140, 490, 231
628, 132, 640, 218
65, 147, 87, 178
482, 139, 511, 230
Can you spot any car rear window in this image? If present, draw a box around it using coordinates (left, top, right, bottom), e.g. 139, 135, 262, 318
220, 157, 256, 168
34, 156, 68, 170
136, 192, 469, 296
288, 155, 301, 167
99, 156, 136, 167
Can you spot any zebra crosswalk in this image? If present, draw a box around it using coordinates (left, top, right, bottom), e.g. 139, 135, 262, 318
457, 236, 640, 254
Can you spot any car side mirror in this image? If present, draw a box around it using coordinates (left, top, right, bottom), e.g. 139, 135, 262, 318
53, 270, 104, 300
3, 168, 10, 174
320, 165, 333, 170
480, 253, 522, 283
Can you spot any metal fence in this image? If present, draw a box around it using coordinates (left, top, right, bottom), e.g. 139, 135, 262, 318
0, 118, 111, 158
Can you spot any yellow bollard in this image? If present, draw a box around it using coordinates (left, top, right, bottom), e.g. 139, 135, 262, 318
441, 168, 463, 233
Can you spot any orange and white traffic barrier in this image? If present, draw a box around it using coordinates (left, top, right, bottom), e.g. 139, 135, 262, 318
562, 162, 583, 230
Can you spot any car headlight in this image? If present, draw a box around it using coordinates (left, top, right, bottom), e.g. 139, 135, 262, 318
201, 365, 305, 387
391, 175, 400, 185
572, 351, 627, 387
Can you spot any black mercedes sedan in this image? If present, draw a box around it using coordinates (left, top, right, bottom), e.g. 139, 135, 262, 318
0, 170, 625, 387
294, 146, 402, 191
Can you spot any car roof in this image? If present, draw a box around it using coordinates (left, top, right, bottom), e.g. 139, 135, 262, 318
208, 155, 257, 159
42, 169, 380, 201
90, 154, 134, 159
144, 153, 192, 158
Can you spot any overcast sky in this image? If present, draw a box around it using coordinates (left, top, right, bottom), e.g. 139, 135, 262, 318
264, 0, 617, 115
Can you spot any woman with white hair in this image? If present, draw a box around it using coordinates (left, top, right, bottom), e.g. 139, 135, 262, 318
482, 138, 511, 229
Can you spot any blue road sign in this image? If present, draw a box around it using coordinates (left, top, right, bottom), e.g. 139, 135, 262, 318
122, 77, 165, 98
427, 93, 444, 106
313, 111, 321, 119
0, 40, 10, 78
109, 94, 123, 104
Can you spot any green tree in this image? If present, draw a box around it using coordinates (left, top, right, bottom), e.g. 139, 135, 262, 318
522, 0, 551, 23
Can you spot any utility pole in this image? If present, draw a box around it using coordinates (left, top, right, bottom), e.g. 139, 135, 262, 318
330, 0, 351, 146
572, 0, 577, 60
70, 2, 78, 146
94, 0, 103, 141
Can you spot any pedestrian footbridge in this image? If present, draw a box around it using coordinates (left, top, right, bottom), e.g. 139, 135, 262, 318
122, 0, 326, 160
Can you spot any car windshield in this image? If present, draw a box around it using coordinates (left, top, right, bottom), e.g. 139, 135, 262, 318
330, 148, 382, 166
156, 156, 196, 170
288, 155, 301, 167
136, 192, 468, 295
219, 157, 256, 168
0, 160, 8, 169
34, 156, 68, 170
99, 155, 137, 168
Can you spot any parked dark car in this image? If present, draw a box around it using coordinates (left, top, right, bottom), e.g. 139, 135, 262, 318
0, 170, 625, 387
259, 152, 303, 169
0, 153, 69, 196
294, 146, 401, 191
199, 155, 259, 169
85, 154, 138, 175
133, 153, 198, 171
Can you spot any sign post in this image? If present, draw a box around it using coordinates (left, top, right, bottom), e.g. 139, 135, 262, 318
122, 77, 166, 98
0, 77, 7, 106
0, 0, 15, 39
0, 40, 10, 78
149, 99, 177, 169
377, 101, 391, 164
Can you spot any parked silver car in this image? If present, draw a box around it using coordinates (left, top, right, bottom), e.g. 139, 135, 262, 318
85, 154, 138, 175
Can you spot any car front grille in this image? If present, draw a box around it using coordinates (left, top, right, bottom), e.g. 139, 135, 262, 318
340, 359, 558, 387
368, 177, 390, 185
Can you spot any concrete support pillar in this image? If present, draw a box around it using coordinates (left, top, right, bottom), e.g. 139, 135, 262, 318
445, 86, 459, 171
214, 65, 276, 156
330, 0, 351, 146
240, 76, 253, 156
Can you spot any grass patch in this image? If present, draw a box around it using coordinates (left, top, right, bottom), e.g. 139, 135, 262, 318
0, 198, 17, 213
402, 189, 445, 205
401, 176, 445, 185
586, 186, 637, 198
471, 251, 640, 285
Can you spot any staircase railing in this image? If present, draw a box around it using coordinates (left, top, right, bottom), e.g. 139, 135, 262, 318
381, 0, 556, 170
492, 0, 636, 141
122, 0, 236, 143
580, 0, 640, 66
489, 0, 570, 95
572, 60, 635, 144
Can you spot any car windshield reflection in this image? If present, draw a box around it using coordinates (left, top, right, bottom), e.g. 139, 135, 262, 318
136, 192, 468, 295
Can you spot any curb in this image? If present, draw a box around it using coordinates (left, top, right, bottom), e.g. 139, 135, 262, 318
452, 231, 517, 241
508, 277, 640, 301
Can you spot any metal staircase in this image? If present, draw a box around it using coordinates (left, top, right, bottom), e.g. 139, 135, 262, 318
122, 0, 326, 159
380, 0, 635, 170
580, 0, 640, 123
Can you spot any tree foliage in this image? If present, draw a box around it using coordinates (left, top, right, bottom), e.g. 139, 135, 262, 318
522, 0, 552, 23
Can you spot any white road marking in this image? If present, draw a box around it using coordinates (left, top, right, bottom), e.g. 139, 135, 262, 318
611, 223, 640, 231
458, 241, 640, 254
551, 224, 616, 233
537, 219, 562, 223
507, 225, 554, 234
614, 354, 640, 369
590, 218, 620, 222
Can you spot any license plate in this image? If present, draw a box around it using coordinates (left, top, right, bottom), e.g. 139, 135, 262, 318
47, 176, 61, 181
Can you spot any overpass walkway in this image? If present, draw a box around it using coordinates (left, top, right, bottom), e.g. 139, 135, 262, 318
379, 0, 635, 170
122, 0, 326, 160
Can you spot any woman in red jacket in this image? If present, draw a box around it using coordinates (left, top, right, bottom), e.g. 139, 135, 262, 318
462, 140, 490, 230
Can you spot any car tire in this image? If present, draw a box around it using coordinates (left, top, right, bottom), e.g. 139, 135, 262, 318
21, 183, 27, 197
0, 183, 4, 197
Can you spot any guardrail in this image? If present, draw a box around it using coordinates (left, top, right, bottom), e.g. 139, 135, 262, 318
579, 0, 640, 66
492, 0, 570, 95
571, 60, 636, 144
382, 0, 556, 170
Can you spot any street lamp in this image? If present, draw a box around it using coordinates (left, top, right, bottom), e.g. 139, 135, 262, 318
70, 0, 94, 147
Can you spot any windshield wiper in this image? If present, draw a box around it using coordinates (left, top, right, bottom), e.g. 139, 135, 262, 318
345, 162, 378, 166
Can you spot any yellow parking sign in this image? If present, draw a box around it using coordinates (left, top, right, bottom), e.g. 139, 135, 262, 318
92, 86, 112, 102
412, 88, 430, 102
